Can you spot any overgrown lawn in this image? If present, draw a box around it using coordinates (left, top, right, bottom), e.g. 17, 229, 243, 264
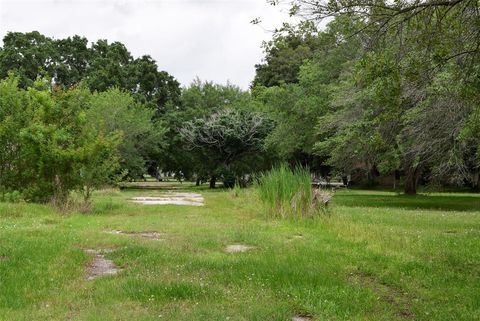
0, 188, 479, 320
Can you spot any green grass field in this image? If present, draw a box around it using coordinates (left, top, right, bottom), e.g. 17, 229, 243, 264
0, 187, 479, 321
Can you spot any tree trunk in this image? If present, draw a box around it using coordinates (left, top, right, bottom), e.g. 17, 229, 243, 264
366, 164, 379, 187
366, 170, 375, 187
404, 167, 421, 195
84, 185, 91, 203
470, 171, 479, 192
209, 175, 216, 189
196, 178, 201, 186
393, 170, 400, 190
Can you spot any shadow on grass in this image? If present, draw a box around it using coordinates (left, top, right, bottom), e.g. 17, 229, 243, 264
333, 193, 480, 212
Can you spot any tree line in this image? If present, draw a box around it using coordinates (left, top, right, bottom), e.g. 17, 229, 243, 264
0, 32, 274, 204
1, 0, 479, 204
253, 0, 480, 194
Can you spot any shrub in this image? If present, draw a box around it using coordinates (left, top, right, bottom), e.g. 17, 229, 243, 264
258, 164, 327, 218
0, 191, 24, 203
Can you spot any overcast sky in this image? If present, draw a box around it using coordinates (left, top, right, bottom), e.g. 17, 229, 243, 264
0, 0, 292, 89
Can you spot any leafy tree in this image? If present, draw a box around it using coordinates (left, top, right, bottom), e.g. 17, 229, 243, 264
53, 35, 91, 88
0, 76, 123, 205
181, 78, 251, 114
180, 109, 273, 188
0, 75, 30, 195
266, 1, 480, 193
86, 40, 133, 92
17, 82, 120, 203
159, 79, 254, 182
0, 32, 181, 111
86, 88, 166, 179
77, 132, 121, 204
254, 17, 363, 173
253, 21, 319, 87
315, 48, 402, 186
131, 55, 181, 114
0, 32, 55, 88
286, 0, 479, 61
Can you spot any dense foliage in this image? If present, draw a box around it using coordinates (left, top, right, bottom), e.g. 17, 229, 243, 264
0, 76, 120, 203
0, 32, 181, 113
1, 0, 479, 205
255, 0, 480, 194
0, 33, 275, 204
181, 108, 273, 188
157, 79, 261, 183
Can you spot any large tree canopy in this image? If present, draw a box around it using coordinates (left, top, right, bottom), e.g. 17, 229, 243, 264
86, 88, 167, 180
253, 21, 320, 88
158, 79, 258, 182
253, 16, 364, 171
180, 108, 273, 188
0, 32, 181, 112
2, 4, 479, 200
257, 0, 480, 193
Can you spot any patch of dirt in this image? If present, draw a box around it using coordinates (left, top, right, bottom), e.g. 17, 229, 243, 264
349, 271, 415, 320
84, 249, 121, 280
130, 192, 204, 206
225, 244, 254, 253
0, 256, 8, 262
292, 315, 312, 321
108, 230, 163, 240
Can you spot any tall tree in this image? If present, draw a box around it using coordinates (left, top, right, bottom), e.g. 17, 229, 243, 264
253, 21, 319, 87
86, 40, 133, 92
86, 88, 166, 180
0, 31, 55, 88
0, 32, 181, 111
0, 77, 120, 203
53, 35, 91, 88
180, 109, 273, 188
159, 79, 253, 181
0, 75, 29, 195
254, 16, 364, 172
131, 55, 181, 114
267, 0, 480, 193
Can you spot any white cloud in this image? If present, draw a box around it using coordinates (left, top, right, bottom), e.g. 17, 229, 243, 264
0, 0, 293, 88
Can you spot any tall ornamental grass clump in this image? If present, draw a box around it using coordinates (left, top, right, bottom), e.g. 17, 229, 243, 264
258, 164, 317, 218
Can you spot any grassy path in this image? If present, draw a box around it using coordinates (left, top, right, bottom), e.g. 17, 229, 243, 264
0, 188, 479, 320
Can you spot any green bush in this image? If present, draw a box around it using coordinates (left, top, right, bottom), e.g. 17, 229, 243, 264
0, 77, 122, 206
258, 164, 318, 218
0, 191, 24, 203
